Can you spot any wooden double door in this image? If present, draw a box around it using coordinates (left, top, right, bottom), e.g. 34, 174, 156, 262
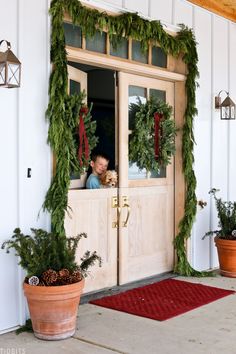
64, 69, 175, 293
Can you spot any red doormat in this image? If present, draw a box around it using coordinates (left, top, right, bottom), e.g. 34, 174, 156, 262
90, 279, 235, 321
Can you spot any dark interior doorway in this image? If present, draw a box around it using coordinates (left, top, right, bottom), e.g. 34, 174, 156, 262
69, 62, 116, 170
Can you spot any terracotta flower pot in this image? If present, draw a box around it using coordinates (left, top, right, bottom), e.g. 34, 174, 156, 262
215, 236, 236, 277
23, 278, 85, 340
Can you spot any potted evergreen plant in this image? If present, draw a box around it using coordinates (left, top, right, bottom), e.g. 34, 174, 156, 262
1, 228, 101, 340
203, 188, 236, 277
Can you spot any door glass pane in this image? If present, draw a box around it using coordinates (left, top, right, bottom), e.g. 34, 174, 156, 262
63, 22, 82, 48
110, 37, 128, 59
69, 79, 81, 183
132, 40, 148, 64
150, 168, 166, 178
150, 88, 166, 178
152, 46, 167, 68
150, 88, 166, 102
128, 86, 147, 179
86, 31, 106, 54
129, 86, 146, 130
70, 80, 81, 95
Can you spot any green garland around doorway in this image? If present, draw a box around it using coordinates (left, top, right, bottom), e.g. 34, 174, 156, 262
45, 0, 209, 276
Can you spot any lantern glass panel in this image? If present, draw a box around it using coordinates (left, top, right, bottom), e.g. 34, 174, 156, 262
7, 63, 20, 86
221, 107, 229, 119
231, 106, 235, 119
0, 63, 5, 85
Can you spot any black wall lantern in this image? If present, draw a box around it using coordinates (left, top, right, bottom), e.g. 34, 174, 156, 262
0, 40, 21, 88
215, 90, 235, 120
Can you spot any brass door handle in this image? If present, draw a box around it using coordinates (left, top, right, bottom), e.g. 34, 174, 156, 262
112, 196, 121, 228
114, 206, 121, 228
122, 202, 130, 227
112, 196, 131, 228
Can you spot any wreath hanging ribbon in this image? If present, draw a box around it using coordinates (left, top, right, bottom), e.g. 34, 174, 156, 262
154, 112, 162, 161
78, 106, 89, 166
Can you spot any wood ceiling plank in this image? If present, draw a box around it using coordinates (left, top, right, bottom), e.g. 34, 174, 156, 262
187, 0, 236, 22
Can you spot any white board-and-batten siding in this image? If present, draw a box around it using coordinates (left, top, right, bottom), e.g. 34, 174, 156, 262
0, 0, 236, 332
0, 0, 51, 333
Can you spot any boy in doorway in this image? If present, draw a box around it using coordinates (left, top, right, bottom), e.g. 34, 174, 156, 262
86, 152, 109, 189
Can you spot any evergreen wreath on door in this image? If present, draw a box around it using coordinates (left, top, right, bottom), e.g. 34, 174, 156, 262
129, 97, 177, 173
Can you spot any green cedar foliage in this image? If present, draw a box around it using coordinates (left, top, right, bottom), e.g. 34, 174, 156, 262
46, 0, 205, 276
16, 319, 33, 335
1, 228, 101, 278
203, 189, 236, 240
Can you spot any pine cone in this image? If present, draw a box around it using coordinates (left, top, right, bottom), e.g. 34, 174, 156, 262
58, 268, 70, 278
41, 269, 58, 286
71, 270, 83, 284
57, 274, 71, 285
56, 268, 70, 285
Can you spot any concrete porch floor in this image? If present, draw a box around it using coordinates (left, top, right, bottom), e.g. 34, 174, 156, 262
1, 274, 236, 354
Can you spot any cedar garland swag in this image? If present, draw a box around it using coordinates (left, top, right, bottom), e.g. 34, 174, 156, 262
44, 0, 210, 276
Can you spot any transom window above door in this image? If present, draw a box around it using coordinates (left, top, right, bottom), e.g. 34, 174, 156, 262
63, 22, 168, 69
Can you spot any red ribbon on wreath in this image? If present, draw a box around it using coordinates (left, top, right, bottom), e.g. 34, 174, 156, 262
77, 106, 89, 166
154, 112, 162, 160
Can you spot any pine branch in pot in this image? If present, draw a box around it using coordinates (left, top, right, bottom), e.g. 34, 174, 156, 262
1, 228, 102, 340
203, 188, 236, 277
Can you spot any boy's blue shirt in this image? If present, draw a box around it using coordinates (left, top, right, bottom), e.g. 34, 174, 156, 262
86, 174, 101, 189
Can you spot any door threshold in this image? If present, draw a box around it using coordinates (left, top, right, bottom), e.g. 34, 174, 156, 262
81, 272, 177, 304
